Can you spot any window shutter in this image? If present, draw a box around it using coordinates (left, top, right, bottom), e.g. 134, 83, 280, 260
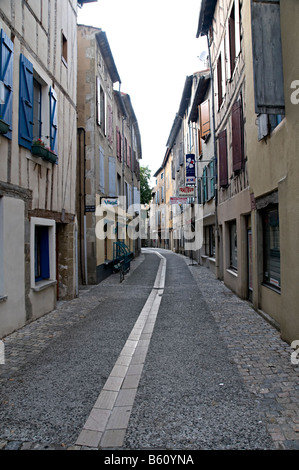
0, 29, 13, 139
235, 0, 241, 57
197, 128, 202, 156
218, 129, 228, 187
108, 156, 116, 197
116, 126, 120, 159
99, 145, 104, 192
210, 160, 215, 197
96, 77, 101, 126
200, 99, 210, 139
217, 55, 223, 109
49, 87, 58, 155
229, 9, 236, 74
203, 166, 207, 203
231, 98, 244, 171
19, 54, 33, 149
251, 0, 284, 114
258, 114, 269, 141
198, 178, 202, 204
225, 23, 231, 81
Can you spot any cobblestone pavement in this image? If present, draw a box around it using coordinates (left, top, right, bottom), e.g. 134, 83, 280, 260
0, 249, 298, 451
185, 255, 299, 450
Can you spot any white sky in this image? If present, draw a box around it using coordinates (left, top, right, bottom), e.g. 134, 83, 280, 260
77, 0, 207, 185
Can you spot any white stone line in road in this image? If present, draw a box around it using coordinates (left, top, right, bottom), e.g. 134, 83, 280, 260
75, 251, 166, 449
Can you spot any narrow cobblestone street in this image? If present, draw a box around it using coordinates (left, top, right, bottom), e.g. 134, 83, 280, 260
0, 249, 298, 453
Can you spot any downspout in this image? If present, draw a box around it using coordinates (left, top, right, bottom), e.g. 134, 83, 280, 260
77, 127, 88, 285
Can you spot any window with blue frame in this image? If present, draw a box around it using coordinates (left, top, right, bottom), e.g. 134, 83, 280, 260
34, 225, 50, 282
18, 53, 58, 157
0, 29, 14, 139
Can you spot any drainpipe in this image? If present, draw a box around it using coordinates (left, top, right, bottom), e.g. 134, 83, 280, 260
77, 127, 88, 285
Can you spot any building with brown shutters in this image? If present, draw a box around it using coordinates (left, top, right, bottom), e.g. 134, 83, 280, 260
188, 70, 217, 273
197, 0, 299, 344
197, 0, 251, 302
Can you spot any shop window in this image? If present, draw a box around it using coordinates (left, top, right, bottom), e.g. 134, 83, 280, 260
262, 205, 280, 289
205, 225, 215, 258
229, 220, 238, 270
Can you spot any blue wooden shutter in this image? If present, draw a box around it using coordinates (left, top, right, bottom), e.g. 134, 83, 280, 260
49, 87, 58, 155
19, 54, 33, 149
0, 29, 14, 139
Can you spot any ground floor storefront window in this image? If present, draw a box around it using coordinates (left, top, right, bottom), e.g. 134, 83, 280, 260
262, 205, 280, 289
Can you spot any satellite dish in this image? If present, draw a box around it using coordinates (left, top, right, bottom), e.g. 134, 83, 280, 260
199, 51, 208, 62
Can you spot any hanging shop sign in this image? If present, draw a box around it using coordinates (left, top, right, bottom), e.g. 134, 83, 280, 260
179, 186, 195, 197
186, 154, 195, 185
170, 197, 188, 205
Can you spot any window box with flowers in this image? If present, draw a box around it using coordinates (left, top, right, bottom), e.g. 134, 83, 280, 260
44, 147, 57, 164
31, 139, 48, 158
0, 118, 9, 135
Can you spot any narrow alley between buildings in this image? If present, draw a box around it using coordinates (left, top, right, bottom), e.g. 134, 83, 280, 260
0, 249, 298, 454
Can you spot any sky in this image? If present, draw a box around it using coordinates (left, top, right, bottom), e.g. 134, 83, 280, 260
77, 0, 207, 185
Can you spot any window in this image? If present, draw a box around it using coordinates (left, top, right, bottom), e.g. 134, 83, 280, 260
262, 205, 280, 289
205, 225, 215, 258
62, 32, 67, 65
19, 54, 58, 155
35, 225, 50, 282
226, 0, 241, 79
229, 220, 238, 270
30, 218, 56, 290
97, 77, 106, 134
0, 29, 13, 139
33, 78, 42, 140
229, 7, 236, 75
217, 54, 223, 110
116, 126, 122, 160
257, 113, 285, 141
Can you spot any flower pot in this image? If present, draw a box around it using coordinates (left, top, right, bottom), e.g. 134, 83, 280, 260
0, 119, 9, 135
31, 144, 48, 158
43, 149, 57, 163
